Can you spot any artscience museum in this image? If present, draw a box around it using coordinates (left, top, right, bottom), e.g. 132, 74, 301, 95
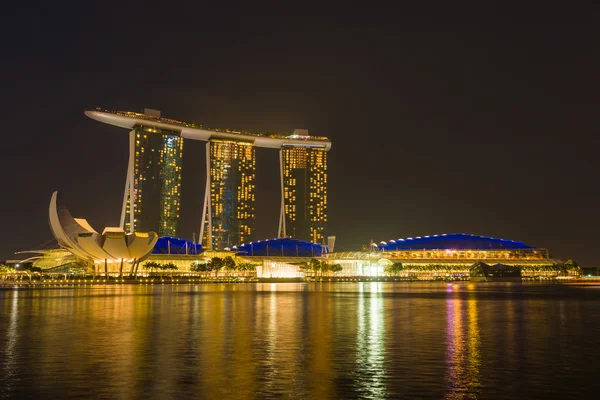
48, 191, 158, 275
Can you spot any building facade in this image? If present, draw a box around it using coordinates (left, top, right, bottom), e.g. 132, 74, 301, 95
281, 145, 328, 244
202, 139, 256, 250
125, 125, 183, 236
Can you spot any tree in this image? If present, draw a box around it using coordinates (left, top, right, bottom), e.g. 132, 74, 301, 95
162, 262, 178, 278
330, 264, 343, 275
320, 262, 330, 276
564, 259, 579, 269
384, 262, 403, 276
300, 259, 342, 278
143, 261, 160, 274
209, 257, 224, 277
190, 261, 202, 272
223, 256, 236, 276
237, 262, 257, 276
564, 259, 582, 277
163, 262, 177, 270
301, 258, 322, 277
0, 265, 15, 281
319, 262, 342, 276
0, 265, 15, 273
191, 261, 211, 277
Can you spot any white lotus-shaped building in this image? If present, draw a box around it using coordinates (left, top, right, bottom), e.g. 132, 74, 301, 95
49, 191, 158, 263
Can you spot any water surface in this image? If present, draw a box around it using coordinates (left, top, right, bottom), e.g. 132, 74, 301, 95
1, 282, 599, 399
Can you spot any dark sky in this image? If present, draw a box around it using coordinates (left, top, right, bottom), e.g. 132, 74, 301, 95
1, 2, 599, 265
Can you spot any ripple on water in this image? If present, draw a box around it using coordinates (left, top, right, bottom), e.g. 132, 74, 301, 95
1, 283, 599, 399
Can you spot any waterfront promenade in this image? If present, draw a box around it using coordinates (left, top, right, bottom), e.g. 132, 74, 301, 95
2, 275, 597, 288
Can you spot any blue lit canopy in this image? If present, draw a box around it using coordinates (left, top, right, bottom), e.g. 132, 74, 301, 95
378, 233, 534, 251
152, 236, 201, 255
233, 238, 325, 257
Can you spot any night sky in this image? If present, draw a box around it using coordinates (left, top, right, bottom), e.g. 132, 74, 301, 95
1, 2, 598, 265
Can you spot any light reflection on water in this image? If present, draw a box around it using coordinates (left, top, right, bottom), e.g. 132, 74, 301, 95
445, 290, 481, 399
356, 282, 386, 399
1, 283, 600, 399
3, 291, 18, 398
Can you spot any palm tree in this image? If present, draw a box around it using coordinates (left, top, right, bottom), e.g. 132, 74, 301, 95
311, 258, 322, 277
143, 261, 160, 275
300, 258, 319, 278
320, 261, 330, 276
238, 262, 257, 277
202, 262, 211, 277
162, 262, 178, 278
190, 261, 202, 273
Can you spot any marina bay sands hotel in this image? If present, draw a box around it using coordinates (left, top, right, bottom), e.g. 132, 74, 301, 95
85, 108, 331, 250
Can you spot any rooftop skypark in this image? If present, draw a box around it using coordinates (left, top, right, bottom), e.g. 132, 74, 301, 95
86, 108, 331, 146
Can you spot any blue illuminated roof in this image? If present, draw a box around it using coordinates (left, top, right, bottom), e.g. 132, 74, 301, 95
153, 236, 201, 255
378, 233, 534, 251
234, 238, 325, 257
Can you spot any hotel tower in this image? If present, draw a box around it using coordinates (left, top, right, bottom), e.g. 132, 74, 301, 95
279, 131, 328, 244
201, 139, 256, 250
85, 108, 331, 249
122, 110, 184, 237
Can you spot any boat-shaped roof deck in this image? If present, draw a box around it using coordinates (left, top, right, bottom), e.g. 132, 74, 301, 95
85, 109, 331, 150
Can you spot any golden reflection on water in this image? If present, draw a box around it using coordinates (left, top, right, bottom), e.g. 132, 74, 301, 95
356, 282, 387, 399
445, 287, 481, 399
1, 284, 599, 399
2, 291, 19, 397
